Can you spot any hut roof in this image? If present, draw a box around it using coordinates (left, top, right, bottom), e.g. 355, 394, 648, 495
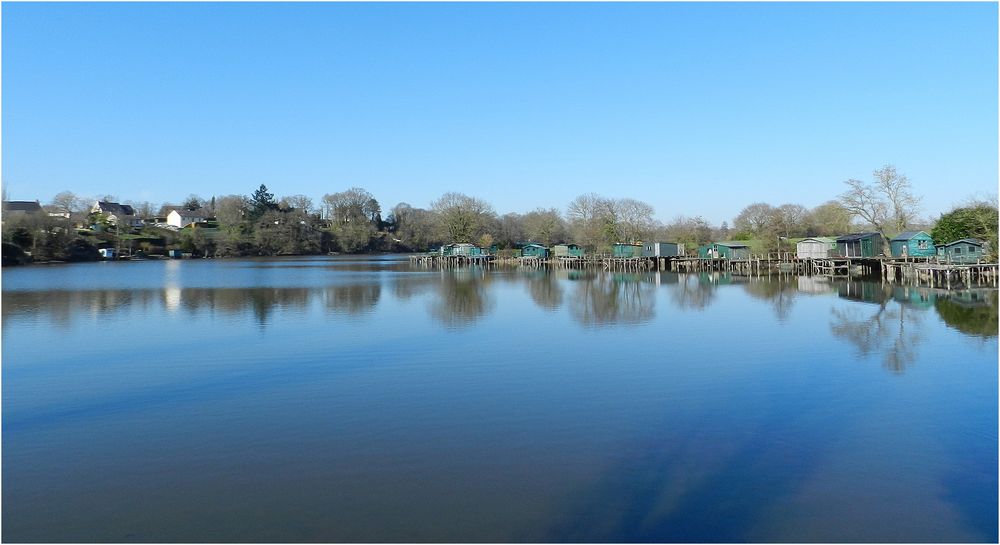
941, 238, 984, 248
2, 200, 42, 213
890, 230, 931, 241
798, 237, 836, 244
716, 241, 749, 248
836, 232, 880, 242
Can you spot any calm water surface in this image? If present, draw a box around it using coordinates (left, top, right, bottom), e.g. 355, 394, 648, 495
3, 256, 997, 542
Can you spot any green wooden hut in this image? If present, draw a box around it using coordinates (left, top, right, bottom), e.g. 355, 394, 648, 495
936, 238, 985, 264
612, 243, 643, 258
889, 231, 935, 258
441, 243, 482, 257
835, 233, 883, 257
698, 242, 750, 259
553, 243, 584, 258
520, 243, 550, 258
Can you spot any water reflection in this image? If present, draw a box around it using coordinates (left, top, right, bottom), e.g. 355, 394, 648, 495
322, 284, 381, 316
3, 264, 997, 338
934, 289, 998, 338
670, 273, 719, 311
568, 271, 655, 326
742, 275, 798, 321
524, 269, 564, 311
427, 268, 497, 329
829, 281, 927, 373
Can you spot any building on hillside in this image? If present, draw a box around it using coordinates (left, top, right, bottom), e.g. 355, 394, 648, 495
936, 238, 985, 264
889, 231, 936, 258
92, 201, 144, 228
642, 242, 684, 258
2, 201, 43, 216
167, 209, 209, 228
796, 237, 837, 259
835, 232, 883, 257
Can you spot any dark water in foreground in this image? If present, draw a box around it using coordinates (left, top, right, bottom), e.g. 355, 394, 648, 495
3, 256, 997, 542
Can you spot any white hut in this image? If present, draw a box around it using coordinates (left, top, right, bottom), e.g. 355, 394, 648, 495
796, 237, 836, 259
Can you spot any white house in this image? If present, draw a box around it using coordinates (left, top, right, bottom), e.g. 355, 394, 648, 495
167, 209, 207, 228
92, 201, 144, 228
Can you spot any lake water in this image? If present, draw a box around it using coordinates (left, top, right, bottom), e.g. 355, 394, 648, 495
3, 256, 997, 542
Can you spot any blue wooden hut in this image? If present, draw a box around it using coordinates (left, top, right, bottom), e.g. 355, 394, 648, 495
936, 238, 985, 264
553, 243, 584, 258
520, 243, 550, 258
889, 231, 935, 258
835, 233, 883, 257
612, 243, 643, 258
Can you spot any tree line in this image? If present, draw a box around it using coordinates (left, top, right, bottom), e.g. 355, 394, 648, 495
2, 164, 997, 262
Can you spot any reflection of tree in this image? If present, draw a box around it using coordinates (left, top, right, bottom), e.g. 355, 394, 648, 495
569, 273, 654, 326
323, 284, 381, 315
830, 281, 926, 373
523, 270, 564, 311
934, 290, 998, 338
2, 290, 159, 329
427, 269, 496, 329
743, 277, 797, 321
391, 274, 439, 301
669, 274, 717, 311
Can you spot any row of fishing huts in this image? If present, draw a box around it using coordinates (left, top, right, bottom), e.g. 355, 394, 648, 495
438, 242, 684, 259
795, 231, 987, 263
437, 232, 987, 263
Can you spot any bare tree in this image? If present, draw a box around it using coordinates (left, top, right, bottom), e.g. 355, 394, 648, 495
874, 165, 921, 234
808, 200, 854, 236
50, 191, 88, 215
281, 194, 315, 214
773, 203, 808, 238
522, 208, 567, 246
733, 202, 776, 235
840, 164, 921, 240
322, 187, 379, 225
615, 198, 655, 243
431, 192, 495, 243
216, 194, 249, 226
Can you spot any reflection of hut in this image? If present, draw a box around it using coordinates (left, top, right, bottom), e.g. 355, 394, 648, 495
835, 233, 883, 257
642, 242, 684, 257
698, 242, 750, 259
612, 243, 643, 258
936, 238, 985, 264
553, 243, 584, 258
836, 280, 886, 304
890, 231, 935, 258
796, 275, 833, 294
519, 243, 550, 258
796, 237, 836, 259
891, 285, 936, 310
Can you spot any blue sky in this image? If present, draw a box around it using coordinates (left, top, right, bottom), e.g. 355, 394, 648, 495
2, 2, 996, 224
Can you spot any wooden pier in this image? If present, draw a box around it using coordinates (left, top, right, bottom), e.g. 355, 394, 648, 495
408, 252, 999, 290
